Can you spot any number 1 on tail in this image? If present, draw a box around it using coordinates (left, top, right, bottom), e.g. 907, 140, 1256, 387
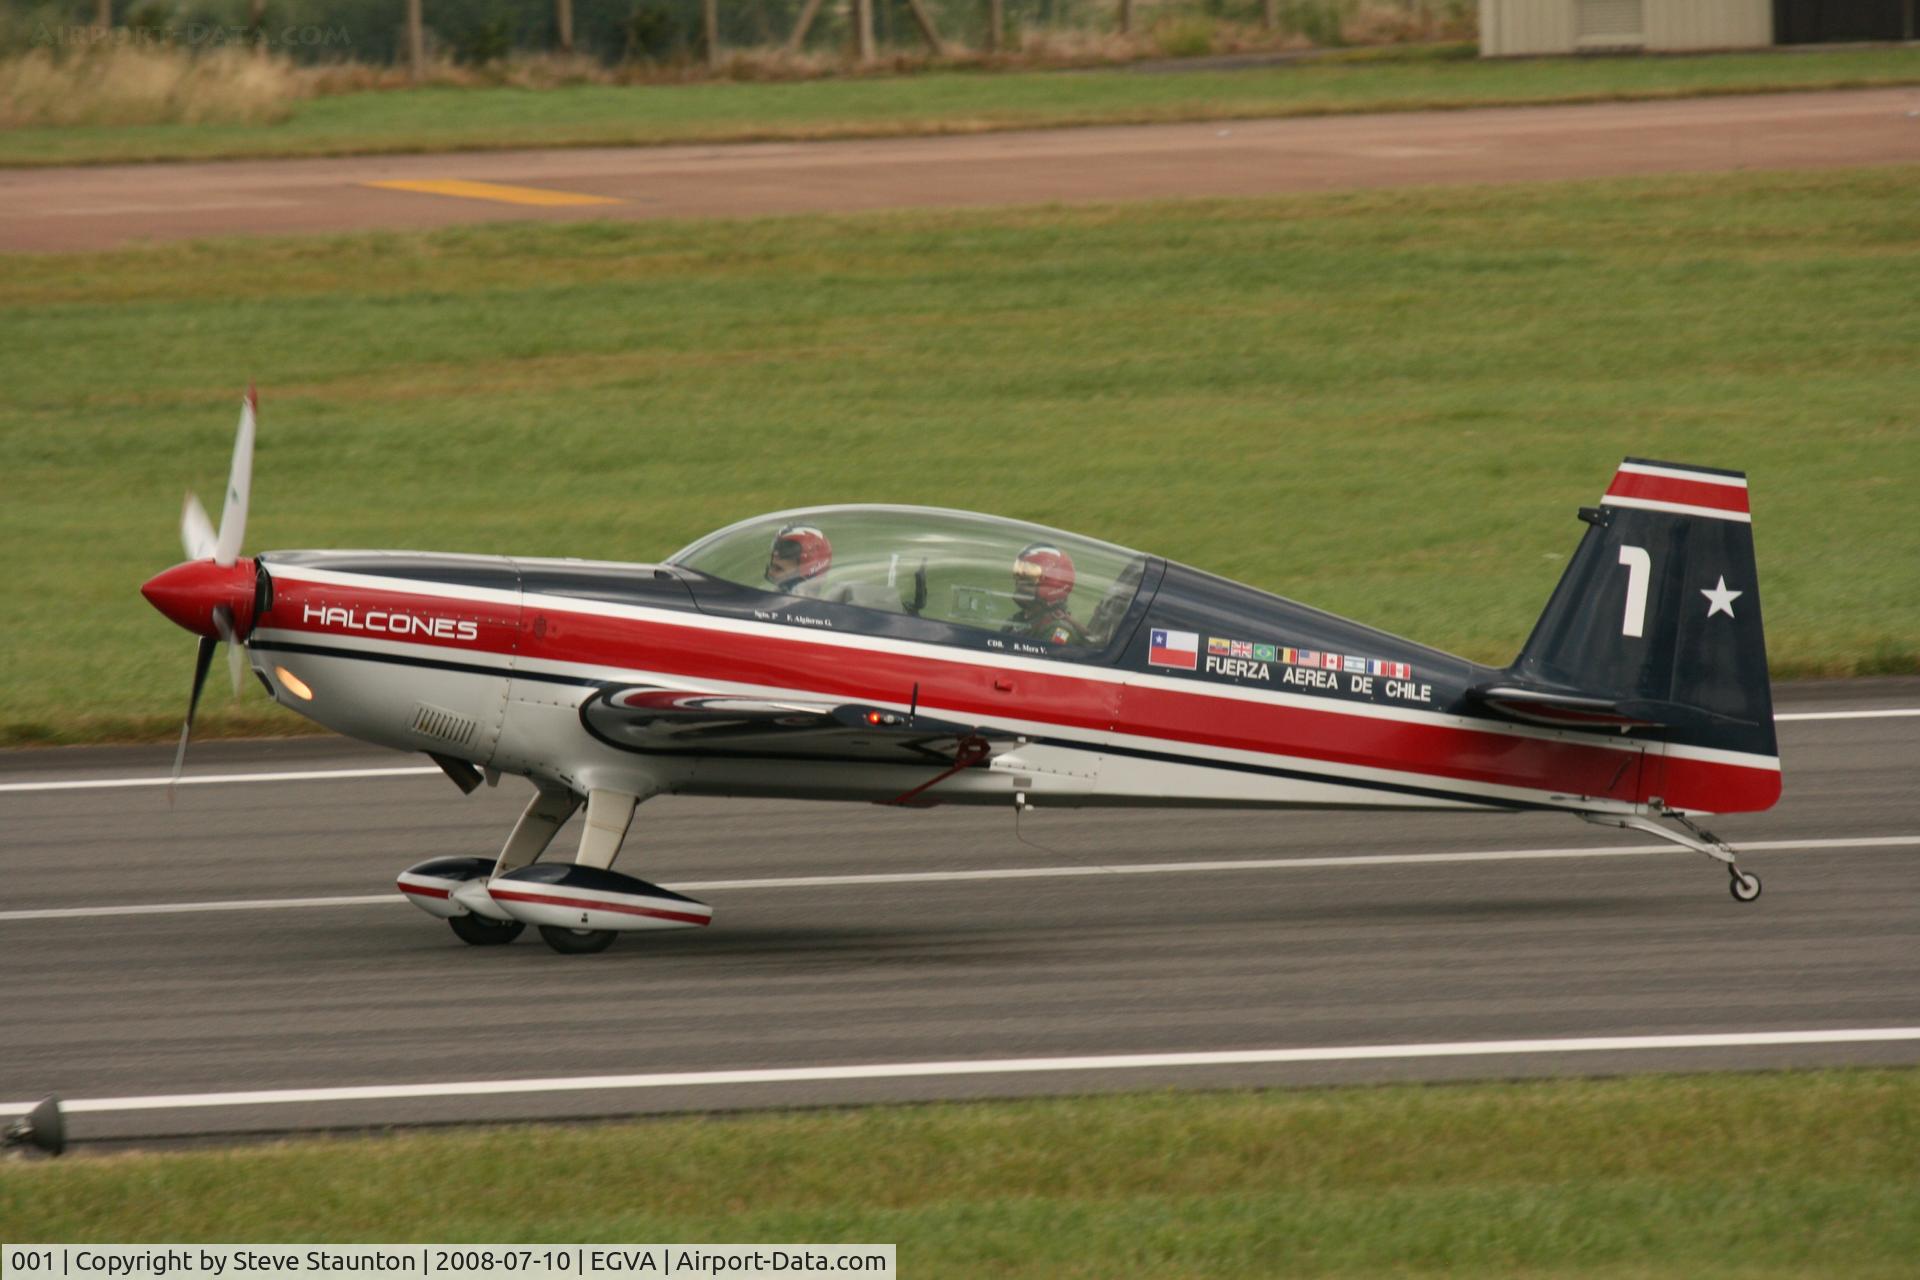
1618, 545, 1650, 638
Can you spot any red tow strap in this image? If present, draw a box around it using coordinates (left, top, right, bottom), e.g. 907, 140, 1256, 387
880, 735, 993, 807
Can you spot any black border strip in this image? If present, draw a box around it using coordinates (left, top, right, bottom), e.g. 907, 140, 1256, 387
251, 638, 1542, 812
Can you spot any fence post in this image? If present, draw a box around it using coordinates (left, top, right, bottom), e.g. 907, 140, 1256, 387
902, 0, 946, 53
406, 0, 425, 80
854, 0, 875, 62
1118, 0, 1132, 35
94, 0, 110, 31
556, 0, 573, 53
704, 0, 720, 66
1263, 0, 1277, 30
986, 0, 1004, 52
788, 0, 826, 50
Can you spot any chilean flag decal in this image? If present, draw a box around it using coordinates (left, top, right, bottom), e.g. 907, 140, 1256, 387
1149, 628, 1199, 670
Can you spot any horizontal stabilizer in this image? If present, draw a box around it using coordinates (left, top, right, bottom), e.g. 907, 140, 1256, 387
1469, 682, 1760, 732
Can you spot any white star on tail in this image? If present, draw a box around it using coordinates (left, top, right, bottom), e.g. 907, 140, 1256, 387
1702, 576, 1743, 619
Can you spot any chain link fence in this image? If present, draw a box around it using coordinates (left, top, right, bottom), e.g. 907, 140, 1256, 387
5, 0, 1475, 66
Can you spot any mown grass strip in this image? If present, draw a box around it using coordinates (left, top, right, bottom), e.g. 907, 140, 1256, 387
2, 1071, 1916, 1276
1, 46, 1917, 167
1, 166, 1916, 745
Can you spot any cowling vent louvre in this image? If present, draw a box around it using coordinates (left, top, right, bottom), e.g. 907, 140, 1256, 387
411, 703, 478, 746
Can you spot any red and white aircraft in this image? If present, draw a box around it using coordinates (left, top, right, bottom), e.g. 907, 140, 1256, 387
143, 393, 1780, 953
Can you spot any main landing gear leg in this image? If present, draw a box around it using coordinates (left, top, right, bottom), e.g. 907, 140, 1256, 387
448, 785, 580, 947
450, 782, 705, 954
537, 787, 643, 955
1580, 805, 1762, 903
496, 785, 583, 877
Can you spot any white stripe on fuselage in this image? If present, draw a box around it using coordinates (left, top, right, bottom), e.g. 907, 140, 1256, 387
264, 562, 1782, 777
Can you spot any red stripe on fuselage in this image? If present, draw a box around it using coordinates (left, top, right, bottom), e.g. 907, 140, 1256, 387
1646, 751, 1782, 814
265, 574, 1779, 813
530, 600, 1121, 734
1113, 683, 1647, 803
517, 611, 1652, 804
271, 577, 519, 654
1605, 471, 1749, 514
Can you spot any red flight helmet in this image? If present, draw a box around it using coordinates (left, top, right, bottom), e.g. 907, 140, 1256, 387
768, 523, 833, 586
1013, 542, 1075, 608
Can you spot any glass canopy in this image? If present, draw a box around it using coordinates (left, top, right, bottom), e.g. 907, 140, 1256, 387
669, 505, 1152, 649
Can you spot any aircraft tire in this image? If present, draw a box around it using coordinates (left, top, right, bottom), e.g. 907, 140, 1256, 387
539, 925, 619, 955
1729, 871, 1762, 903
449, 913, 525, 946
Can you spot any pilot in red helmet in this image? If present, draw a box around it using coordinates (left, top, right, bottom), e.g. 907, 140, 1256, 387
1008, 542, 1087, 646
765, 524, 833, 596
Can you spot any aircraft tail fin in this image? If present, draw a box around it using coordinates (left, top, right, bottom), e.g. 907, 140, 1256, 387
1474, 459, 1778, 806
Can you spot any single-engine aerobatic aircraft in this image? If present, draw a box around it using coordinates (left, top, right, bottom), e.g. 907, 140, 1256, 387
142, 392, 1780, 954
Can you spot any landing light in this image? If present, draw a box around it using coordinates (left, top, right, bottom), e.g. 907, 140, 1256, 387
274, 666, 314, 701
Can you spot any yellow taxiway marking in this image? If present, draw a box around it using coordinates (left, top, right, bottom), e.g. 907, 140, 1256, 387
363, 179, 620, 207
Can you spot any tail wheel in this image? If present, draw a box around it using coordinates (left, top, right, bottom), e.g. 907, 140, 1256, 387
539, 925, 618, 955
1729, 871, 1762, 903
449, 913, 525, 946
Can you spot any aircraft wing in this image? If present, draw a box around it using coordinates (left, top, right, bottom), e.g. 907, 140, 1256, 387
580, 683, 1021, 765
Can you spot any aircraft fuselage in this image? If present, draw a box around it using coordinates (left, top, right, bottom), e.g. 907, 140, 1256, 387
244, 549, 1780, 819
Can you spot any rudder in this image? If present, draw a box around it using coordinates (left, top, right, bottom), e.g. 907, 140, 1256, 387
1482, 458, 1778, 807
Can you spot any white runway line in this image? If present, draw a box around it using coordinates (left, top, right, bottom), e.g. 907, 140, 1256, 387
1772, 709, 1920, 721
0, 706, 1911, 795
5, 1026, 1917, 1116
1, 835, 1913, 922
0, 765, 438, 794
0, 895, 399, 920
679, 836, 1919, 890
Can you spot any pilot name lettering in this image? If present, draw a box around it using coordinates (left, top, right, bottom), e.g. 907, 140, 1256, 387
302, 604, 478, 641
1205, 656, 1271, 681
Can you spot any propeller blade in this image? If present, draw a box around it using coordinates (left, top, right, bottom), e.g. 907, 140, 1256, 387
213, 604, 246, 698
212, 387, 255, 568
171, 635, 218, 786
181, 493, 216, 561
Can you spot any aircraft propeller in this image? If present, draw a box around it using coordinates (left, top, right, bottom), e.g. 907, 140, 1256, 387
143, 388, 259, 786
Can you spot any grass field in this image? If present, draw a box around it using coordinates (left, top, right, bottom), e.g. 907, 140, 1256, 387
2, 45, 1918, 166
3, 1071, 1917, 1274
2, 165, 1917, 746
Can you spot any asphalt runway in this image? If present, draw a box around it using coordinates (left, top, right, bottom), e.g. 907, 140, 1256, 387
1, 677, 1915, 1146
4, 88, 1917, 252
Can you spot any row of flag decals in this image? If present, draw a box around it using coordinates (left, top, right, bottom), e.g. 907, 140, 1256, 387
1148, 629, 1411, 679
